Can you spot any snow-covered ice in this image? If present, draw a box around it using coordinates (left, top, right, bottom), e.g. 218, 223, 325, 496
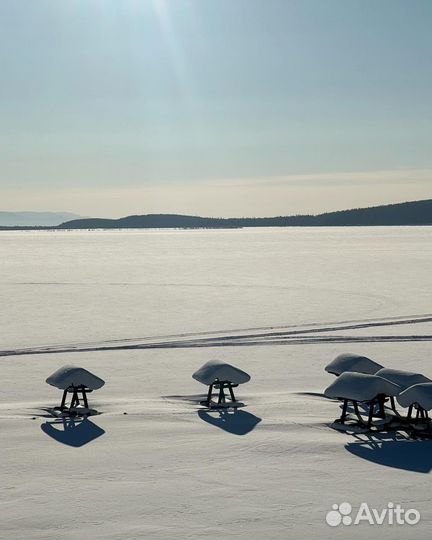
0, 226, 432, 540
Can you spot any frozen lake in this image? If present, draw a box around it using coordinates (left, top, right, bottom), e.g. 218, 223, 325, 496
1, 227, 431, 350
1, 227, 432, 540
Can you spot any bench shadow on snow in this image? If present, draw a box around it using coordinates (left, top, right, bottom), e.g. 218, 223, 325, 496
345, 433, 432, 473
162, 395, 261, 435
41, 416, 105, 447
198, 408, 261, 435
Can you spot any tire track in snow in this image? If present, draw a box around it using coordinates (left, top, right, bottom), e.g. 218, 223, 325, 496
1, 314, 432, 357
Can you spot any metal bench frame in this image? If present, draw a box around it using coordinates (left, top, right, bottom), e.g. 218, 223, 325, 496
59, 384, 93, 412
200, 379, 239, 407
337, 393, 391, 429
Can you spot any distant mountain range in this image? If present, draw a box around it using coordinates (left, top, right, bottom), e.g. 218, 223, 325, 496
56, 199, 432, 229
0, 211, 82, 227
0, 200, 431, 230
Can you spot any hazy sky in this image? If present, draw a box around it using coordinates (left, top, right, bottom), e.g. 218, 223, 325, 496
1, 0, 431, 217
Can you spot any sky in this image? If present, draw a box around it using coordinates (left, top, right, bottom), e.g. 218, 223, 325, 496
1, 0, 431, 217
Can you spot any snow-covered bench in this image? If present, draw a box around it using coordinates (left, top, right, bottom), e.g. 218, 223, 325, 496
193, 360, 250, 408
46, 365, 105, 415
373, 368, 431, 415
324, 372, 400, 428
324, 356, 432, 434
398, 383, 432, 429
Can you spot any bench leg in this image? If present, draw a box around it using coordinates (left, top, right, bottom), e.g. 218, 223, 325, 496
60, 389, 68, 410
82, 389, 89, 408
353, 401, 364, 424
340, 399, 348, 424
218, 385, 225, 404
367, 403, 375, 428
389, 396, 399, 415
378, 396, 386, 419
407, 405, 413, 421
205, 384, 213, 406
425, 411, 432, 436
228, 383, 236, 403
352, 400, 374, 428
70, 389, 80, 408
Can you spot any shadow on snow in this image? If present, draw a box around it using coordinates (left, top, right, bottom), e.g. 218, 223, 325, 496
41, 416, 105, 447
345, 433, 432, 473
198, 408, 261, 435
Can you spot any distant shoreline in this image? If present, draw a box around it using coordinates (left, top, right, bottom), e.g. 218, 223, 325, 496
1, 199, 431, 230
1, 224, 432, 232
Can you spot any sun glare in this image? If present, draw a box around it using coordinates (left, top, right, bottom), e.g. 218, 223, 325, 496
151, 0, 193, 100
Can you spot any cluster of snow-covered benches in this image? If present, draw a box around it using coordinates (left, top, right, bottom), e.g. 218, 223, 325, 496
45, 354, 432, 436
324, 353, 432, 434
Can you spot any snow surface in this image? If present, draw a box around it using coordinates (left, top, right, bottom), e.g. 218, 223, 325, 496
1, 227, 432, 540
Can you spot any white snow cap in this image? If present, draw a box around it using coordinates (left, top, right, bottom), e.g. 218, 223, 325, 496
325, 353, 383, 376
324, 372, 400, 401
46, 365, 105, 390
397, 383, 432, 410
375, 368, 431, 391
193, 360, 251, 386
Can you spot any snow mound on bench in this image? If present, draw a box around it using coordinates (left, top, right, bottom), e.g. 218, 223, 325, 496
324, 372, 400, 401
397, 383, 432, 410
325, 353, 383, 376
192, 360, 251, 385
46, 365, 105, 390
376, 368, 431, 391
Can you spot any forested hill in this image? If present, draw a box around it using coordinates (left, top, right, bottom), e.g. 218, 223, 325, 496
57, 199, 432, 229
